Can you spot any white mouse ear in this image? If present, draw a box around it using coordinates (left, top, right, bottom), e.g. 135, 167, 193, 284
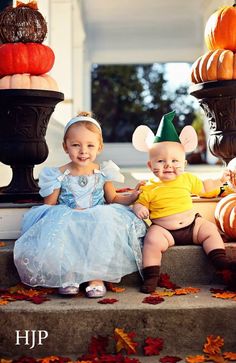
132, 125, 155, 152
179, 125, 198, 153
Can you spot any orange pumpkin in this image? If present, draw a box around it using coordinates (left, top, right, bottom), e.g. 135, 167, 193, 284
0, 43, 55, 76
191, 49, 236, 84
205, 5, 236, 51
0, 74, 59, 91
215, 193, 236, 239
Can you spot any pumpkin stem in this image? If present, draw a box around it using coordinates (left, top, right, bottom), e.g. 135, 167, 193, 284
234, 0, 236, 7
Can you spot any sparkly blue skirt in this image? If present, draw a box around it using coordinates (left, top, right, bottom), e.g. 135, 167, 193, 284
14, 204, 146, 288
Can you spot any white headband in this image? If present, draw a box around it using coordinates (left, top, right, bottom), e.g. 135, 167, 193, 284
64, 116, 102, 135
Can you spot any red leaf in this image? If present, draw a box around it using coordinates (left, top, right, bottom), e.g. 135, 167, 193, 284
123, 357, 142, 363
88, 336, 109, 355
76, 353, 97, 361
143, 337, 164, 355
142, 296, 164, 305
210, 288, 226, 294
158, 273, 178, 290
98, 298, 118, 304
12, 357, 37, 363
28, 296, 50, 304
160, 356, 182, 363
98, 353, 123, 362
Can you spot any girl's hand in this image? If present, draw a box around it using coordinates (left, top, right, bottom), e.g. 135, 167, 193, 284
134, 180, 146, 191
127, 180, 146, 204
133, 203, 149, 219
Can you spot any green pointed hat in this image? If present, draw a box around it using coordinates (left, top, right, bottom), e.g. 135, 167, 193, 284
153, 110, 180, 143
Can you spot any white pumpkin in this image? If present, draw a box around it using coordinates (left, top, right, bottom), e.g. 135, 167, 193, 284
0, 73, 59, 91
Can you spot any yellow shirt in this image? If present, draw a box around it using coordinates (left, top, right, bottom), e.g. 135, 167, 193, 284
135, 173, 204, 219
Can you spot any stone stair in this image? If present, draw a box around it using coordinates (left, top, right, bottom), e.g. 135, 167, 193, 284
1, 240, 236, 360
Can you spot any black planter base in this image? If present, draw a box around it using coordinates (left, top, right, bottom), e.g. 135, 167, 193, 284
0, 165, 43, 203
190, 80, 236, 164
0, 89, 64, 203
0, 188, 43, 203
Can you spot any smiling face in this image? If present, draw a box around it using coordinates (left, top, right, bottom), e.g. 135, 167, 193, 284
148, 141, 187, 181
63, 124, 102, 167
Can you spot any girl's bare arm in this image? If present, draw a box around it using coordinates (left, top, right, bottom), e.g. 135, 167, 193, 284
43, 188, 60, 205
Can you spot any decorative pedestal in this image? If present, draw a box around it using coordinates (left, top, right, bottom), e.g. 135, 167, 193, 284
190, 80, 236, 164
0, 89, 64, 202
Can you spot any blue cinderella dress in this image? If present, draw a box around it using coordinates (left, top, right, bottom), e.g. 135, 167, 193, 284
14, 161, 146, 288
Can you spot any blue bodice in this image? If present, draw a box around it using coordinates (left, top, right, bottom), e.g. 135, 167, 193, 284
38, 160, 124, 209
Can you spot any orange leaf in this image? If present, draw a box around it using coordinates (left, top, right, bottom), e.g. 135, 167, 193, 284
38, 356, 61, 363
0, 299, 9, 305
0, 359, 12, 363
185, 355, 206, 363
106, 282, 125, 293
16, 288, 42, 297
16, 1, 38, 10
205, 354, 226, 363
0, 241, 6, 247
203, 335, 224, 355
114, 328, 138, 355
175, 287, 200, 295
8, 284, 23, 294
151, 290, 175, 297
112, 287, 125, 293
223, 352, 236, 360
212, 292, 236, 299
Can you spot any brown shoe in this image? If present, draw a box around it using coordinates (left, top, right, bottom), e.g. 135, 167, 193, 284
141, 265, 160, 294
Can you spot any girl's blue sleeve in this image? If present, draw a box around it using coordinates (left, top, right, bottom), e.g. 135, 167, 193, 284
38, 167, 62, 197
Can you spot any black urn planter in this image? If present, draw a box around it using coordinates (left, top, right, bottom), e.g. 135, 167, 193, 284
0, 89, 64, 202
190, 80, 236, 165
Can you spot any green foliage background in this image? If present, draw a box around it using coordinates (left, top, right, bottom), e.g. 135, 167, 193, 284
91, 64, 197, 142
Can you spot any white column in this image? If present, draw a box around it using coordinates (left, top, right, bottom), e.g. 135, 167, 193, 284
42, 0, 90, 122
71, 0, 91, 113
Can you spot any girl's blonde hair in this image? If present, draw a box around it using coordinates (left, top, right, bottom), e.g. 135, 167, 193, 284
64, 111, 103, 149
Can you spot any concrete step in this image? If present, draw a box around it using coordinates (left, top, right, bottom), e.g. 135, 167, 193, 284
1, 240, 236, 288
1, 285, 236, 358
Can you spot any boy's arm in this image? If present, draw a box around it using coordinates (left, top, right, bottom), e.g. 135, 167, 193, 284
201, 169, 236, 193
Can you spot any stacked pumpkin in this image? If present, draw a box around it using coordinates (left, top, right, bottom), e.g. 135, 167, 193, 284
215, 158, 236, 239
191, 3, 236, 84
0, 0, 58, 90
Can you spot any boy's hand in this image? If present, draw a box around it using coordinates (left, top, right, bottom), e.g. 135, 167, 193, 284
133, 204, 149, 219
220, 169, 231, 184
229, 170, 236, 189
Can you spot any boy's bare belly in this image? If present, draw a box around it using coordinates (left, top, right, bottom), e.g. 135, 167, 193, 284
151, 209, 196, 230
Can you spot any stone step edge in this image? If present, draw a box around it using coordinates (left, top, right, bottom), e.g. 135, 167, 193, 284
1, 285, 236, 358
1, 242, 236, 287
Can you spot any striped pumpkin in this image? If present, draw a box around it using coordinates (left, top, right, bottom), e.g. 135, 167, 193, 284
191, 49, 236, 84
215, 193, 236, 239
0, 74, 59, 91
